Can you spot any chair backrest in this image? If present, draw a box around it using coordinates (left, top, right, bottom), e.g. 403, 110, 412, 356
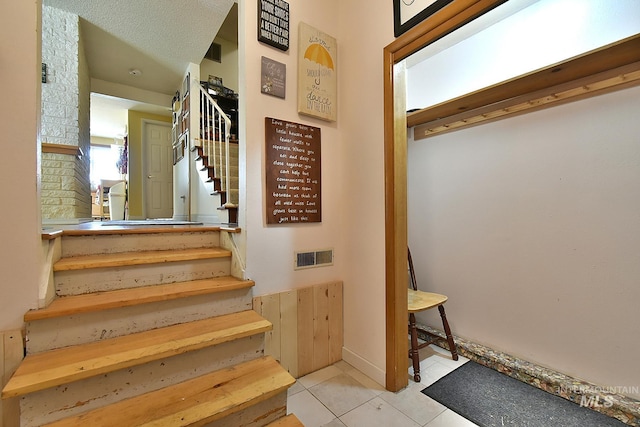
408, 248, 418, 291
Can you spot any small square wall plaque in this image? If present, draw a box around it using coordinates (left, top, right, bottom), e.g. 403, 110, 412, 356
261, 56, 286, 99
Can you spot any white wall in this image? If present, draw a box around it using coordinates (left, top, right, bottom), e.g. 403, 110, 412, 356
240, 1, 343, 292
408, 85, 640, 398
239, 0, 395, 384
406, 0, 640, 397
174, 61, 230, 223
0, 1, 43, 330
175, 64, 199, 221
407, 0, 640, 110
200, 36, 239, 93
336, 1, 396, 384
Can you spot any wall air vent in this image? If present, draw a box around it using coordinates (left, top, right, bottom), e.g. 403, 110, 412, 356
295, 249, 334, 270
204, 42, 222, 63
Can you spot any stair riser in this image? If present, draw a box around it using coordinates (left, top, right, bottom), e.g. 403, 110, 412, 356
61, 232, 221, 257
203, 168, 240, 183
214, 149, 239, 159
214, 189, 239, 198
55, 258, 231, 296
208, 142, 239, 154
203, 392, 287, 427
221, 180, 240, 191
20, 336, 265, 427
26, 288, 252, 352
200, 163, 239, 176
217, 165, 240, 175
197, 152, 238, 166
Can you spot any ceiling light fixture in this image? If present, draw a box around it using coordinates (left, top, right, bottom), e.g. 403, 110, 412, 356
129, 69, 142, 76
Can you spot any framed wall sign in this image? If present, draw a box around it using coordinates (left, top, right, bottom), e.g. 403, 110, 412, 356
258, 0, 290, 51
265, 117, 321, 225
297, 22, 337, 122
393, 0, 453, 37
261, 56, 286, 99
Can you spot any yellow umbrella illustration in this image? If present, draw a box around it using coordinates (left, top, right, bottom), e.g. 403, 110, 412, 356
304, 43, 334, 70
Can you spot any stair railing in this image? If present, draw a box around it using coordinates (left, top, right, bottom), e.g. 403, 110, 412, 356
197, 83, 236, 207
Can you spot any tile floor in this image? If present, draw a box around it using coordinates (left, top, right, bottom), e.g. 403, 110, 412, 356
287, 345, 479, 427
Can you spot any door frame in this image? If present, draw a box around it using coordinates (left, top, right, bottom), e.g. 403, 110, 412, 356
141, 119, 174, 219
383, 0, 505, 392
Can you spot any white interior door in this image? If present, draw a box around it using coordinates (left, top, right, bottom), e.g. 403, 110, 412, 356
143, 121, 173, 219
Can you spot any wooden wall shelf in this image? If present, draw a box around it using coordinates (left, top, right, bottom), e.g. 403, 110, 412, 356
41, 143, 81, 156
410, 34, 640, 140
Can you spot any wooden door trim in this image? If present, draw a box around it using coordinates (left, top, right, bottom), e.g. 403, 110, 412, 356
383, 0, 506, 392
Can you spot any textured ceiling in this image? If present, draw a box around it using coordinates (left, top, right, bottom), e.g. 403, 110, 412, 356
44, 0, 235, 95
42, 0, 236, 138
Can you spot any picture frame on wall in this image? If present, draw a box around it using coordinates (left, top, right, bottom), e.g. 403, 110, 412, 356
173, 134, 185, 165
258, 0, 290, 51
261, 56, 286, 99
182, 72, 190, 97
393, 0, 453, 37
297, 22, 337, 122
208, 75, 223, 90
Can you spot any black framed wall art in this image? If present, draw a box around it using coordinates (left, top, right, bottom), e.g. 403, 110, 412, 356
258, 0, 290, 51
393, 0, 453, 37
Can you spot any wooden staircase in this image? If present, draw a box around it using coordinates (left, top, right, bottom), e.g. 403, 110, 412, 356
194, 140, 239, 224
1, 226, 302, 426
194, 83, 239, 225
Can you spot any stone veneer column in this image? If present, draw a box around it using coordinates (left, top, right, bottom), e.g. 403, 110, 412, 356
41, 5, 91, 221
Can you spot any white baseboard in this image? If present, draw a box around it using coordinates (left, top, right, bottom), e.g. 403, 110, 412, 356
342, 347, 385, 387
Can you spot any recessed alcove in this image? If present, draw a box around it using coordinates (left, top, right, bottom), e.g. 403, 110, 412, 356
405, 0, 640, 138
383, 0, 640, 393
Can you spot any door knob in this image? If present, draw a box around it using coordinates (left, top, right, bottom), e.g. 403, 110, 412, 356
147, 175, 154, 179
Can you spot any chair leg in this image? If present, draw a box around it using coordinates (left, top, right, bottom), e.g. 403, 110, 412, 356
438, 305, 458, 361
408, 313, 421, 382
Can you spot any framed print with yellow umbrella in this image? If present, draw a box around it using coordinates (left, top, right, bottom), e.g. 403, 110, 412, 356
297, 22, 337, 122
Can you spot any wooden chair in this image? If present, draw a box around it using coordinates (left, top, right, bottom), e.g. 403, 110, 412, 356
408, 248, 458, 382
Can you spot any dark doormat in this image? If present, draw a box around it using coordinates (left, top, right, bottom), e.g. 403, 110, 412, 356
422, 361, 626, 426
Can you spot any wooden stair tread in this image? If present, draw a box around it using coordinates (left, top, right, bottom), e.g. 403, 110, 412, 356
24, 276, 255, 321
59, 225, 223, 237
266, 414, 305, 426
53, 247, 231, 271
2, 310, 271, 398
41, 356, 295, 427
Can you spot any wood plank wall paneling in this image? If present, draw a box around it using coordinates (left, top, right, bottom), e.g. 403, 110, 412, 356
296, 287, 314, 377
328, 283, 343, 364
279, 290, 298, 377
261, 293, 281, 363
312, 283, 330, 370
1, 330, 24, 427
253, 281, 343, 378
